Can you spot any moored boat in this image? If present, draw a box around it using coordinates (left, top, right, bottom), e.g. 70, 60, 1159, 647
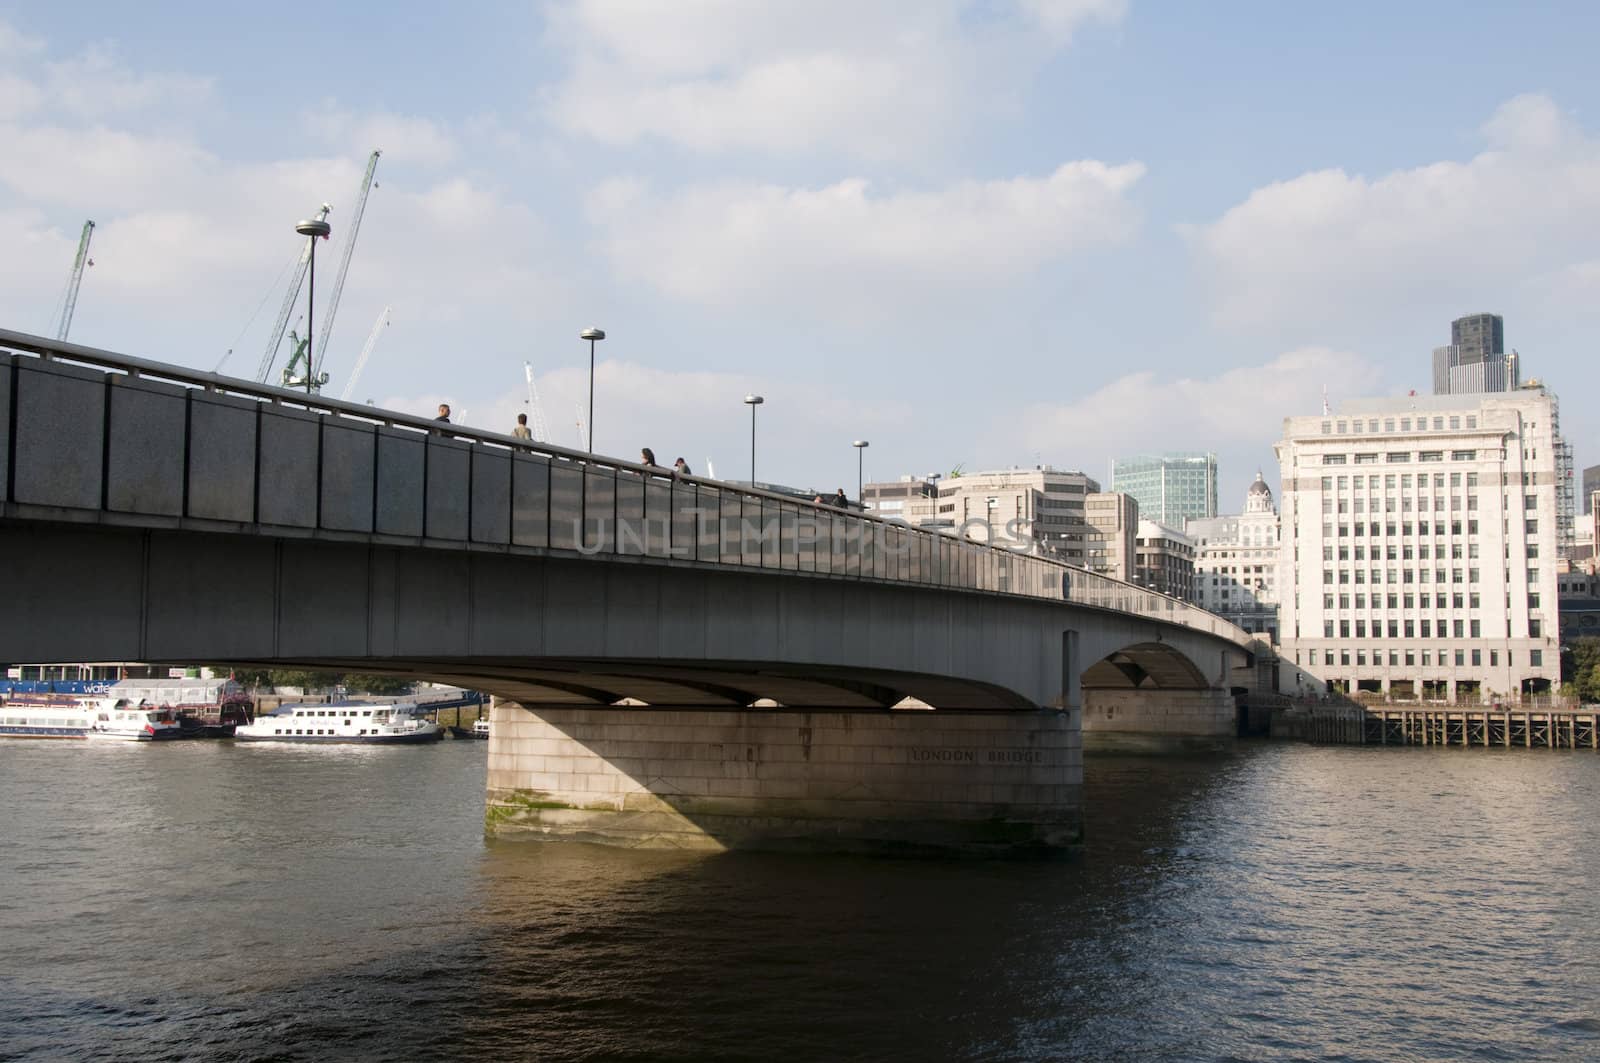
87, 697, 184, 741
448, 718, 491, 740
104, 678, 253, 738
234, 701, 442, 744
0, 701, 93, 739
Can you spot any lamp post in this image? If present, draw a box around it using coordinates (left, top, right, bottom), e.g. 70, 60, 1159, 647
294, 213, 332, 394
852, 440, 869, 507
744, 394, 764, 483
580, 327, 605, 454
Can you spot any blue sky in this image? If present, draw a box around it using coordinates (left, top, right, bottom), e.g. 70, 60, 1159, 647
4, 1, 1597, 506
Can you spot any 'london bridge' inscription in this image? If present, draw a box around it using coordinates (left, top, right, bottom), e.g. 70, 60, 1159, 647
909, 748, 1045, 765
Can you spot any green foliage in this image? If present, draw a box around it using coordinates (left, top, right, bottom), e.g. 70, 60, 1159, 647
1567, 638, 1600, 704
342, 673, 415, 696
263, 669, 340, 692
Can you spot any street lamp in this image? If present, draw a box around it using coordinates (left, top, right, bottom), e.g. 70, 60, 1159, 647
744, 394, 764, 482
852, 440, 869, 507
294, 212, 332, 394
580, 327, 605, 453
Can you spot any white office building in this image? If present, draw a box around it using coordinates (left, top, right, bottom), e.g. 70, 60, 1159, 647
1190, 472, 1281, 642
1274, 388, 1562, 702
903, 467, 1098, 563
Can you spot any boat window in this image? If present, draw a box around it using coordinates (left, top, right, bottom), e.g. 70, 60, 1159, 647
362, 710, 371, 716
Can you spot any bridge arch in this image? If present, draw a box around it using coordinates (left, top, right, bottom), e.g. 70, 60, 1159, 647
1081, 641, 1211, 691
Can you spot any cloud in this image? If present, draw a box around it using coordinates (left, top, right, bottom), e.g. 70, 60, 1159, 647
1017, 347, 1384, 467
1185, 94, 1600, 340
586, 160, 1144, 313
1017, 0, 1129, 43
541, 0, 1127, 160
43, 43, 213, 119
0, 19, 44, 58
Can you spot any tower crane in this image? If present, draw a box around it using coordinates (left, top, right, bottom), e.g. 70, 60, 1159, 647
574, 403, 589, 451
313, 149, 381, 385
257, 204, 330, 383
339, 306, 391, 402
523, 362, 551, 443
55, 220, 96, 341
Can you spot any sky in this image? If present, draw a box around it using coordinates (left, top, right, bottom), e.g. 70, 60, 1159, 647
3, 1, 1598, 507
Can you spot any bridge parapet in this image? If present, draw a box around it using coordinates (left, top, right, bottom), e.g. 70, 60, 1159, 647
1, 328, 1249, 648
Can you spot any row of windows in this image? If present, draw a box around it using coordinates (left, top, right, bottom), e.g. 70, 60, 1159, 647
1321, 591, 1543, 610
1320, 415, 1479, 435
1307, 647, 1542, 668
1322, 450, 1482, 465
1321, 618, 1546, 639
1316, 520, 1495, 538
1320, 567, 1542, 585
272, 728, 383, 736
293, 709, 378, 717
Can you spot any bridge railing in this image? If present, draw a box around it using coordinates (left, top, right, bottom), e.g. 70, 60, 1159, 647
0, 328, 1252, 648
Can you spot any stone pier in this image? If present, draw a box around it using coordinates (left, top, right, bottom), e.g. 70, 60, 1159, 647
1081, 688, 1238, 751
485, 700, 1082, 855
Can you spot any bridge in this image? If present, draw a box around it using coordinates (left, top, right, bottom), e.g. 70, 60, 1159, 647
0, 328, 1257, 854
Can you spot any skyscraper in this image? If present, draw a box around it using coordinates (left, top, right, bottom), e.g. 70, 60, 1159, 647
1432, 312, 1518, 395
1109, 452, 1217, 529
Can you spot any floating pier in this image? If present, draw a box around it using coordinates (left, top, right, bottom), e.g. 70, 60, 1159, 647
1278, 703, 1600, 749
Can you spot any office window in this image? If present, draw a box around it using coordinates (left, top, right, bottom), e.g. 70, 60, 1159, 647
1531, 650, 1543, 667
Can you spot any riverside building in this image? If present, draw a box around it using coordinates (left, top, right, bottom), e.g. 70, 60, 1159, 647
1190, 472, 1282, 643
1274, 387, 1563, 701
903, 467, 1098, 563
1109, 452, 1217, 529
1134, 520, 1196, 600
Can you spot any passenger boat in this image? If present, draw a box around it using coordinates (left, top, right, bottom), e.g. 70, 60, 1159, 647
104, 678, 253, 738
449, 718, 491, 740
0, 696, 181, 740
87, 697, 184, 741
0, 702, 92, 739
233, 701, 443, 744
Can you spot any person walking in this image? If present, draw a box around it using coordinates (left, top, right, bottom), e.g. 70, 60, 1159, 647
435, 404, 451, 423
831, 488, 848, 509
512, 413, 533, 440
673, 457, 692, 477
640, 447, 658, 466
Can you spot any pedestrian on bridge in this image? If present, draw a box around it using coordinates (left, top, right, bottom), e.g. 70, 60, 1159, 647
512, 413, 532, 440
673, 457, 692, 477
435, 404, 451, 423
641, 447, 658, 467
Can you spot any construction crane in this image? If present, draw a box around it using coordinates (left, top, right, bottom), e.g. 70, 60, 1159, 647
339, 306, 391, 402
574, 403, 589, 451
522, 362, 551, 443
256, 204, 330, 383
55, 220, 96, 341
313, 149, 381, 385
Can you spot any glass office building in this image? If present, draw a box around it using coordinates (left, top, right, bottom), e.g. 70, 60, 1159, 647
1109, 452, 1218, 530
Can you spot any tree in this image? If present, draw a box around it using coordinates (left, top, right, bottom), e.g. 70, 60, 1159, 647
1569, 638, 1600, 704
343, 673, 415, 696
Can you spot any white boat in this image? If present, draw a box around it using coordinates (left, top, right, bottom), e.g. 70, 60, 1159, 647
86, 697, 184, 741
449, 718, 491, 740
233, 701, 442, 744
0, 696, 180, 741
0, 701, 93, 739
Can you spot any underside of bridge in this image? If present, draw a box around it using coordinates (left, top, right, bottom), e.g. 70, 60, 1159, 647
228, 656, 1042, 712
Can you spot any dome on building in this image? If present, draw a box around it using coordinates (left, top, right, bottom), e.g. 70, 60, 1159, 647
1245, 470, 1274, 513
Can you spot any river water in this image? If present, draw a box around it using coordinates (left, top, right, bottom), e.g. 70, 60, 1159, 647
2, 738, 1598, 1061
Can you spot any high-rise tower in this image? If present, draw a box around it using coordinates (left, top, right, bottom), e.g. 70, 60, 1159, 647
1432, 313, 1518, 394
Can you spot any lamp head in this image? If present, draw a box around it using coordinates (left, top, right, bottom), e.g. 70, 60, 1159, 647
852, 440, 869, 448
580, 327, 606, 341
744, 394, 764, 406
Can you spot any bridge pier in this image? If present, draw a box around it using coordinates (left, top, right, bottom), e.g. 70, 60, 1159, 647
1080, 687, 1238, 751
485, 700, 1081, 855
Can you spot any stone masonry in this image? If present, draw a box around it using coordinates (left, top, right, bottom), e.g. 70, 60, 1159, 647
486, 700, 1082, 855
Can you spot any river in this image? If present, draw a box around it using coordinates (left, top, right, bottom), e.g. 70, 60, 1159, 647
2, 738, 1598, 1061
